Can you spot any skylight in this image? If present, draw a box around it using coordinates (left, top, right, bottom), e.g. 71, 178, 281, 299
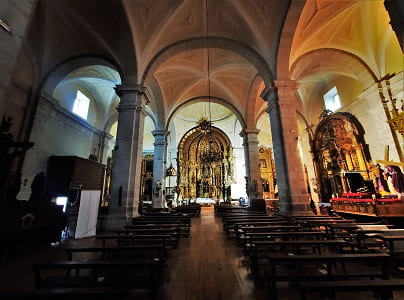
323, 86, 341, 112
72, 90, 90, 119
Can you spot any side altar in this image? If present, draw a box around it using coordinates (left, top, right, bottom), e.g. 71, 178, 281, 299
330, 192, 404, 217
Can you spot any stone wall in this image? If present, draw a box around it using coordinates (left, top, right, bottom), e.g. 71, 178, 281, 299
18, 94, 113, 200
0, 0, 36, 117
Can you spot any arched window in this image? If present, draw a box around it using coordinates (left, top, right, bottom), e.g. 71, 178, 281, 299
323, 86, 341, 112
72, 90, 90, 119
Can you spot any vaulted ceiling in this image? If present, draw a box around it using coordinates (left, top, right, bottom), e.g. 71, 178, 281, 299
27, 0, 401, 142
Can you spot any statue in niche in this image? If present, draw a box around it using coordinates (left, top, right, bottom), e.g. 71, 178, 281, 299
202, 163, 210, 178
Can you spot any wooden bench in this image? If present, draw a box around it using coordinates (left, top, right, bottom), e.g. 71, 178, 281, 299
65, 245, 165, 268
223, 217, 285, 237
95, 234, 173, 257
132, 217, 191, 235
113, 228, 181, 245
124, 223, 189, 237
235, 224, 301, 245
242, 230, 326, 253
171, 205, 201, 217
33, 260, 161, 299
214, 205, 266, 216
298, 278, 404, 300
251, 239, 347, 271
265, 252, 390, 299
0, 287, 131, 299
301, 219, 357, 231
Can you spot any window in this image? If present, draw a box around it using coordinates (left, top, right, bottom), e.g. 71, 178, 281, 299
56, 196, 68, 212
72, 90, 90, 119
323, 86, 341, 112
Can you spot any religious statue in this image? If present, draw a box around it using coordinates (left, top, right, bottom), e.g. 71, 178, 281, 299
384, 165, 404, 196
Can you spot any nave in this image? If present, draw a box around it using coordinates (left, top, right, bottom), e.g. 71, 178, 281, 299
3, 207, 404, 299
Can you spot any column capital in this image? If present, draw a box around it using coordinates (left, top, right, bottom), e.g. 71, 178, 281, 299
152, 130, 167, 146
114, 84, 151, 104
240, 128, 260, 137
151, 129, 167, 137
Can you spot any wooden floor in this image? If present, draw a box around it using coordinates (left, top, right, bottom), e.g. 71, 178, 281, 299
1, 206, 404, 299
158, 206, 267, 300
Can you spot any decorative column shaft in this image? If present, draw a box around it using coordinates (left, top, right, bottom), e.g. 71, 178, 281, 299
106, 85, 149, 229
241, 129, 262, 199
264, 80, 309, 214
152, 130, 167, 208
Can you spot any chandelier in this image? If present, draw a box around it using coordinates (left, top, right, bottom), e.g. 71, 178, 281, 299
198, 0, 222, 166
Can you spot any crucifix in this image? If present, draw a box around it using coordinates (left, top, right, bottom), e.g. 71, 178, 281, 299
376, 145, 404, 168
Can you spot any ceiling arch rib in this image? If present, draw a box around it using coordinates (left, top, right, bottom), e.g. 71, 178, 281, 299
142, 37, 273, 86
149, 47, 259, 123
290, 0, 399, 80
290, 49, 377, 88
166, 96, 246, 132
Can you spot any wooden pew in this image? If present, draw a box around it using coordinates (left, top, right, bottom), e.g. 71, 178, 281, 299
222, 217, 285, 237
298, 278, 404, 300
243, 230, 326, 253
33, 260, 161, 299
251, 239, 347, 271
65, 245, 165, 269
265, 252, 390, 300
0, 287, 131, 299
133, 216, 191, 235
124, 223, 188, 237
235, 224, 301, 245
172, 205, 201, 217
113, 228, 181, 245
95, 234, 173, 257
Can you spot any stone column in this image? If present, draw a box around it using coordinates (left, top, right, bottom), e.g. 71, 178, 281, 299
0, 0, 37, 115
105, 85, 149, 230
241, 129, 263, 200
263, 80, 309, 214
152, 130, 167, 208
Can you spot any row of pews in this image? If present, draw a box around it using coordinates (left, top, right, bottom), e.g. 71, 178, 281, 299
216, 205, 404, 300
23, 212, 196, 299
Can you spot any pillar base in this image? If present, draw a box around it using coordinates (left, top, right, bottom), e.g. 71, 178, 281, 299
279, 202, 311, 215
103, 212, 129, 231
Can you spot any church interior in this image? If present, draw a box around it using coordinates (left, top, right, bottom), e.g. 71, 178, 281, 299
0, 0, 404, 299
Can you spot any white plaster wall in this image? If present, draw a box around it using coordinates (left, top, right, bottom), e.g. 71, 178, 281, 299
231, 147, 247, 199
342, 83, 400, 163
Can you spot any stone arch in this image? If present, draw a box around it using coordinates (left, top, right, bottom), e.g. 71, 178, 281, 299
276, 0, 306, 80
41, 56, 123, 95
246, 75, 264, 129
290, 49, 377, 87
177, 124, 233, 200
141, 37, 273, 87
165, 96, 246, 132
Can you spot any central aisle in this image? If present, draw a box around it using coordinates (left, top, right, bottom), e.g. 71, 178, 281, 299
158, 206, 266, 300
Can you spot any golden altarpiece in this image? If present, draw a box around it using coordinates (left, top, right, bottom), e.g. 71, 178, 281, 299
177, 119, 234, 201
139, 154, 154, 208
259, 146, 277, 199
314, 111, 372, 202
